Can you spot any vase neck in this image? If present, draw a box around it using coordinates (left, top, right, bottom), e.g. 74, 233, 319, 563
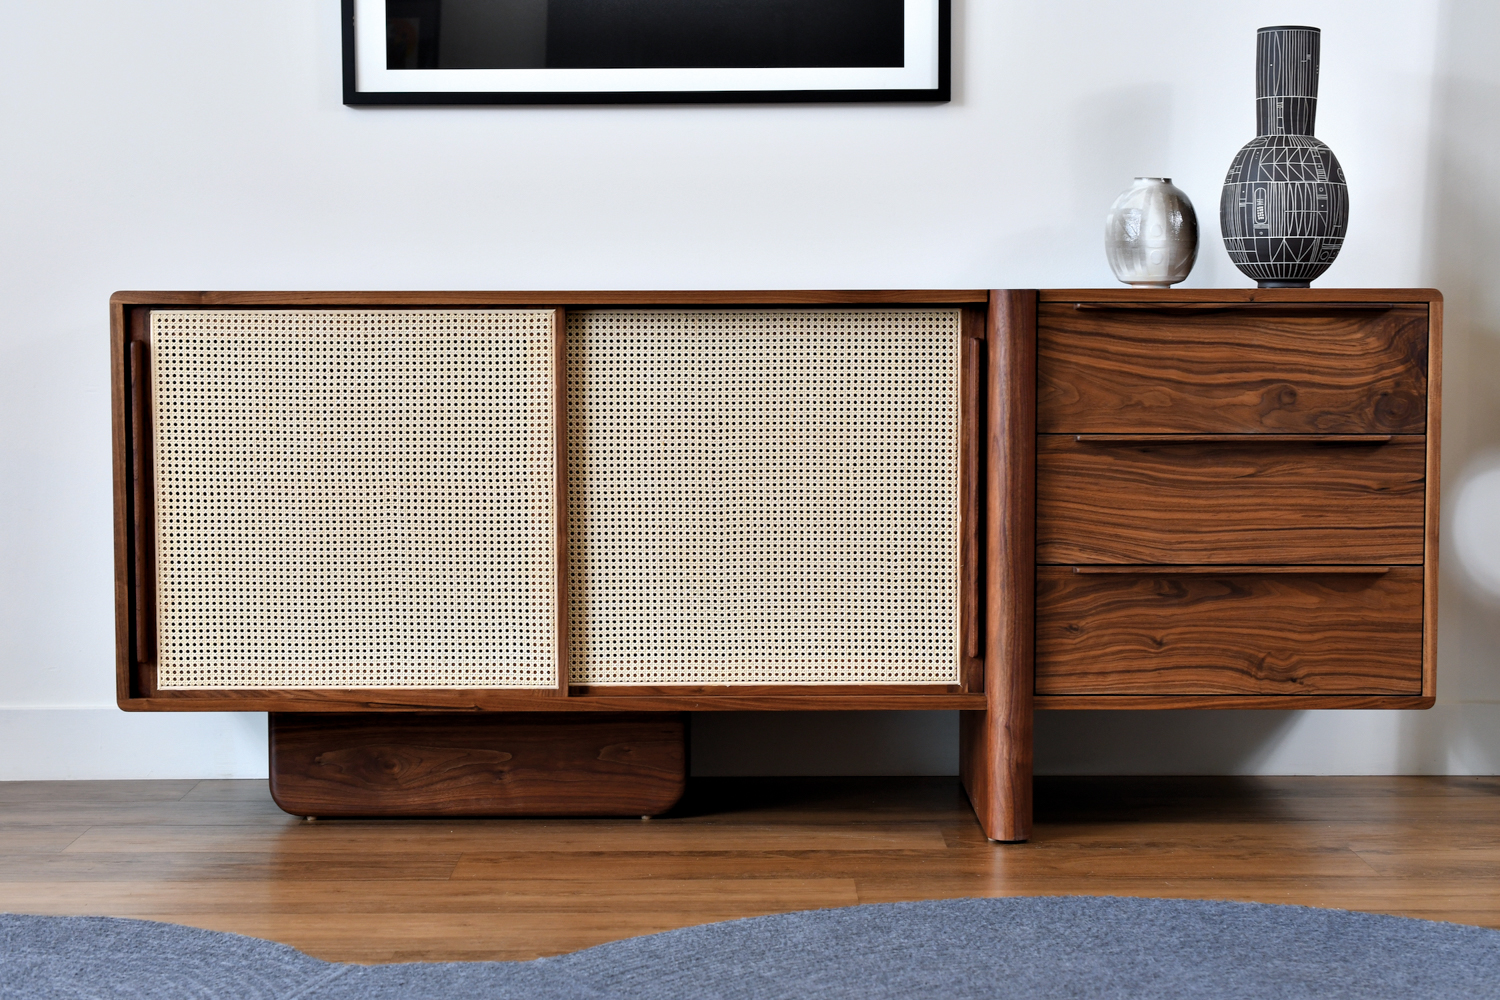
1255, 25, 1320, 136
1257, 96, 1317, 136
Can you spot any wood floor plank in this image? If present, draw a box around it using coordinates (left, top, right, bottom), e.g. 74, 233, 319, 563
0, 878, 859, 916
0, 826, 92, 854
63, 822, 947, 854
949, 844, 1381, 878
5, 776, 1500, 962
1350, 845, 1500, 876
452, 850, 997, 881
0, 781, 197, 804
0, 853, 462, 882
452, 844, 1377, 881
0, 802, 289, 828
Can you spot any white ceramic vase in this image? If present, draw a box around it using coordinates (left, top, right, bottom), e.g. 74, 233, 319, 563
1104, 177, 1199, 287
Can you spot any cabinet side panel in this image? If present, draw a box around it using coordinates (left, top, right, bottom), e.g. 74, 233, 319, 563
1424, 298, 1442, 699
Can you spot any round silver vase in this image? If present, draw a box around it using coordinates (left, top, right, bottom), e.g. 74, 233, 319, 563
1104, 177, 1199, 287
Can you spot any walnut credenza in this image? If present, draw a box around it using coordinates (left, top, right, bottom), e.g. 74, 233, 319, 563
110, 289, 1439, 842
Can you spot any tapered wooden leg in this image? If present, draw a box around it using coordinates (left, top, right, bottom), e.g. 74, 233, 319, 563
960, 290, 1035, 842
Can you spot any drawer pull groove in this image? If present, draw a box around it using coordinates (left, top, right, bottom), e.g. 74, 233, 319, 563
1070, 565, 1393, 576
1070, 302, 1397, 314
1072, 434, 1396, 446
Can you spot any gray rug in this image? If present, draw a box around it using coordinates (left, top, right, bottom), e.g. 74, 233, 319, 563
5, 896, 1500, 999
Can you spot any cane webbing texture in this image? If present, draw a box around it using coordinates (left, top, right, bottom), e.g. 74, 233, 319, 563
151, 309, 558, 689
566, 308, 962, 686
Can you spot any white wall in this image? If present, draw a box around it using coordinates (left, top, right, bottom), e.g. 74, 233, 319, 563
2, 0, 1494, 779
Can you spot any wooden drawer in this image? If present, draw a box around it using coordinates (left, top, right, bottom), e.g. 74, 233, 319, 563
1038, 302, 1428, 434
1035, 566, 1424, 696
1037, 435, 1426, 565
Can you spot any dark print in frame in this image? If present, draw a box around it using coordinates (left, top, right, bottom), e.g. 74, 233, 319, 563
343, 0, 950, 106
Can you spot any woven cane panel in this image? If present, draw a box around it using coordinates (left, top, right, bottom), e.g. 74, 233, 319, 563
151, 309, 558, 689
566, 308, 961, 686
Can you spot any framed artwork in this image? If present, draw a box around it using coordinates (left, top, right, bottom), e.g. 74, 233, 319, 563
342, 0, 950, 106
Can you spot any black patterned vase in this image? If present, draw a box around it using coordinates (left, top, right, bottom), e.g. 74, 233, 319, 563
1220, 26, 1348, 287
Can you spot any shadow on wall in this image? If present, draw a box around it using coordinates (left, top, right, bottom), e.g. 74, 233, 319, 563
1035, 711, 1299, 775
691, 712, 958, 776
1426, 0, 1500, 723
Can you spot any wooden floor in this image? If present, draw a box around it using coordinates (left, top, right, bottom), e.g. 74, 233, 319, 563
2, 776, 1498, 963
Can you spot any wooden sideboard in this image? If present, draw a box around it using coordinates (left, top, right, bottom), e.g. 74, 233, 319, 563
110, 288, 1440, 842
967, 287, 1440, 839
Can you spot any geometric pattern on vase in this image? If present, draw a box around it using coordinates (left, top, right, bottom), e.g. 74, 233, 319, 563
1220, 25, 1348, 287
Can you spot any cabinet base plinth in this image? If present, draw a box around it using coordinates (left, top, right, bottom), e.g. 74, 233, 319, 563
268, 712, 686, 818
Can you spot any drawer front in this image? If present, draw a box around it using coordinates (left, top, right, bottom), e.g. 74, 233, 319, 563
1037, 436, 1426, 564
1036, 566, 1424, 696
1038, 303, 1428, 434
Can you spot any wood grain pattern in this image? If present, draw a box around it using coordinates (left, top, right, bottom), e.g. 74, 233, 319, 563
1071, 302, 1398, 313
960, 290, 1034, 842
1033, 693, 1435, 710
109, 290, 991, 307
1034, 289, 1440, 711
1071, 565, 1391, 576
1073, 434, 1394, 444
565, 684, 969, 698
268, 713, 685, 817
63, 822, 944, 856
122, 688, 989, 712
5, 775, 1500, 962
1038, 302, 1428, 434
1037, 434, 1426, 565
1039, 288, 1442, 304
1035, 566, 1423, 696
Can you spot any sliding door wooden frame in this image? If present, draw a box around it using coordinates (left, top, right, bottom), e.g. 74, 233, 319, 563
111, 291, 991, 713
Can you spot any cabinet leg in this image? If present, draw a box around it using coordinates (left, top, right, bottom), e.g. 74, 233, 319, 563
961, 708, 1031, 842
964, 288, 1036, 843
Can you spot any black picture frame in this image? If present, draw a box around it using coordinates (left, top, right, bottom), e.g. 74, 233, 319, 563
341, 0, 951, 106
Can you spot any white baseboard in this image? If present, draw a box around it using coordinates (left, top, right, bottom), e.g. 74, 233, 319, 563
0, 709, 267, 780
1034, 703, 1500, 775
2, 703, 1496, 781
